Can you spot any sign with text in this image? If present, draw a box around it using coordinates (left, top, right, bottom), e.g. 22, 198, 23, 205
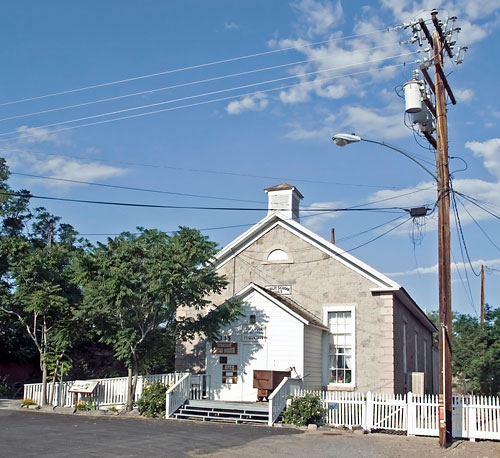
242, 325, 266, 342
69, 380, 99, 394
265, 285, 292, 295
212, 341, 238, 354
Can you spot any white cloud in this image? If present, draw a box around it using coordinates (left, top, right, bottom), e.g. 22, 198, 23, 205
338, 105, 409, 140
465, 138, 500, 178
301, 201, 343, 232
224, 22, 239, 30
454, 88, 475, 102
385, 257, 500, 277
16, 126, 65, 144
1, 149, 126, 191
225, 93, 268, 115
291, 0, 343, 37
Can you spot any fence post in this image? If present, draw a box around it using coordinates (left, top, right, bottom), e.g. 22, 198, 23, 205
407, 392, 415, 436
364, 391, 373, 431
468, 395, 477, 442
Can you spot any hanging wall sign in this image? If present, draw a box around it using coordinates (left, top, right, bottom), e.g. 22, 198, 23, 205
265, 285, 292, 295
211, 341, 238, 354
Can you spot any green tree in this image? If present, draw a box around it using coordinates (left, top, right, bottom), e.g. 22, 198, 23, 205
451, 306, 500, 396
77, 227, 240, 410
1, 208, 84, 404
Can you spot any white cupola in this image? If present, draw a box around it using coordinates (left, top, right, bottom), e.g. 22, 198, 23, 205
264, 183, 303, 222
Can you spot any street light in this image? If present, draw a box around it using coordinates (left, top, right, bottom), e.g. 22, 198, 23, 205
332, 133, 438, 182
332, 132, 452, 445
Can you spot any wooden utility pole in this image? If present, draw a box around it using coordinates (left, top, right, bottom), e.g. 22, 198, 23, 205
480, 264, 485, 325
433, 26, 453, 446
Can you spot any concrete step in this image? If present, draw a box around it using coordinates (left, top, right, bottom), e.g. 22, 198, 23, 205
179, 407, 268, 420
172, 400, 271, 425
174, 412, 269, 424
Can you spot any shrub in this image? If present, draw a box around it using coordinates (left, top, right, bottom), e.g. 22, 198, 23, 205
136, 381, 169, 418
282, 393, 325, 426
0, 377, 13, 397
21, 398, 37, 407
75, 400, 92, 411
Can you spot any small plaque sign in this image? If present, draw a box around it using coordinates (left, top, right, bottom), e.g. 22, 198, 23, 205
222, 377, 238, 384
223, 364, 238, 371
69, 380, 99, 394
265, 285, 292, 295
212, 341, 238, 354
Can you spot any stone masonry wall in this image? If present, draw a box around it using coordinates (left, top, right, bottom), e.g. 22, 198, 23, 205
176, 224, 396, 393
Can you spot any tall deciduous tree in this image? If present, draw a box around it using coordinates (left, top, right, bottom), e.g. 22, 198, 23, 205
77, 227, 240, 410
1, 207, 84, 405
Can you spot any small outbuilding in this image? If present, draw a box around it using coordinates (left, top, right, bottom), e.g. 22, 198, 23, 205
206, 283, 328, 402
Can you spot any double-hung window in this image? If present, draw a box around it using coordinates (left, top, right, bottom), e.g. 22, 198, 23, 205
324, 305, 355, 386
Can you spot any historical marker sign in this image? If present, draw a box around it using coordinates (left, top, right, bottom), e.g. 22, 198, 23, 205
212, 341, 238, 354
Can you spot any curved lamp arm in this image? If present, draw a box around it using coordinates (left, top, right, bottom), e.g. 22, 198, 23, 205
332, 133, 439, 183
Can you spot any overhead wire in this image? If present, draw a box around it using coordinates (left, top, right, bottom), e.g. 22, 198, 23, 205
0, 190, 409, 213
0, 59, 420, 142
0, 52, 419, 140
0, 42, 406, 123
454, 193, 500, 253
450, 183, 481, 276
340, 216, 412, 253
10, 171, 266, 204
2, 146, 434, 190
0, 25, 401, 107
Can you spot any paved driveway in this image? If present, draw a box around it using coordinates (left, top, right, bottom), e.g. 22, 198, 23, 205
0, 409, 498, 457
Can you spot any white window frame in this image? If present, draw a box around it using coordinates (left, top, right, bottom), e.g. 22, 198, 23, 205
323, 305, 356, 388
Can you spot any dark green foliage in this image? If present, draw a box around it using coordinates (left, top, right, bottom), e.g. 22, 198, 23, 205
136, 381, 168, 417
283, 393, 325, 426
76, 227, 241, 409
452, 305, 500, 396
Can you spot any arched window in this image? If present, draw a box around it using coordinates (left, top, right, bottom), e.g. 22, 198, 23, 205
267, 249, 289, 262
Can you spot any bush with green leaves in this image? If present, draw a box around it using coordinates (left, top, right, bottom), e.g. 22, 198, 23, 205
136, 381, 169, 418
282, 393, 325, 426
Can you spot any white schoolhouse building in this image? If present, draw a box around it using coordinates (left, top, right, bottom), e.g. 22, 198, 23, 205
176, 184, 437, 402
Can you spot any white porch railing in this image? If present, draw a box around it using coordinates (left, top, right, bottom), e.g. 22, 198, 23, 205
268, 377, 303, 426
165, 373, 191, 419
23, 372, 188, 408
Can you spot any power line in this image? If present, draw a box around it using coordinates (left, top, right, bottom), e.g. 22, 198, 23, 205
454, 193, 500, 253
10, 171, 265, 204
78, 222, 257, 237
0, 190, 409, 213
0, 42, 405, 123
0, 52, 418, 140
0, 60, 420, 142
336, 214, 408, 242
340, 217, 412, 253
450, 184, 481, 277
0, 26, 400, 107
2, 146, 422, 190
454, 192, 500, 220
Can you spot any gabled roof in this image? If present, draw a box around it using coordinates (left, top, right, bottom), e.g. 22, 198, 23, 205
213, 211, 437, 333
214, 210, 400, 290
236, 283, 328, 331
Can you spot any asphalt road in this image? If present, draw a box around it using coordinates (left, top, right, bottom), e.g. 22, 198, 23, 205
0, 409, 498, 458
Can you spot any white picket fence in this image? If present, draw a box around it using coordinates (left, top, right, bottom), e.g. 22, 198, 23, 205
290, 388, 500, 441
24, 373, 189, 408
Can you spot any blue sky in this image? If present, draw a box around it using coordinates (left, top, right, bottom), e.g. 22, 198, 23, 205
1, 0, 499, 316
